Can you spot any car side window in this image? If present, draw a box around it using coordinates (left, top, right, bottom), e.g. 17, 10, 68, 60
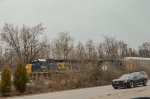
140, 72, 147, 76
139, 73, 143, 77
133, 73, 139, 78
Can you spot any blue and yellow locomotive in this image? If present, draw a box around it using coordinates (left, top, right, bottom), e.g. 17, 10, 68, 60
26, 59, 66, 79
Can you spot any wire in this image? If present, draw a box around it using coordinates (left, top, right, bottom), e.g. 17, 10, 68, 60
0, 0, 6, 3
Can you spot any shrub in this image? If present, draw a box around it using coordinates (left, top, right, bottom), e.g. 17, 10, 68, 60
14, 62, 27, 93
0, 81, 1, 93
0, 80, 1, 95
1, 65, 11, 96
88, 64, 103, 86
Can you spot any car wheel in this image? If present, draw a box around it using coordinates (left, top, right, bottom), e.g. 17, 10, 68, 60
143, 80, 148, 86
129, 81, 134, 88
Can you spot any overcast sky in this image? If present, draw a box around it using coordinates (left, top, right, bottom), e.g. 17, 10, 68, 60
0, 0, 150, 49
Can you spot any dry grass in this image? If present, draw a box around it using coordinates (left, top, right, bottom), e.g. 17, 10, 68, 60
1, 64, 150, 97
25, 65, 150, 95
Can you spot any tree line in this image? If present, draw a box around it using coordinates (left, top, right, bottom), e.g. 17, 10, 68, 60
0, 23, 149, 67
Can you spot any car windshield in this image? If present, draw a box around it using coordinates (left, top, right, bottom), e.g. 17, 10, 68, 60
119, 74, 133, 79
140, 71, 147, 77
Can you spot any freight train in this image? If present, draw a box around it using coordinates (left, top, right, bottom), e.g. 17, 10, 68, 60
123, 57, 150, 71
26, 57, 150, 80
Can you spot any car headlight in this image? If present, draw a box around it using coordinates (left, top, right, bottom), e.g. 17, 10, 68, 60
112, 81, 115, 83
123, 80, 128, 83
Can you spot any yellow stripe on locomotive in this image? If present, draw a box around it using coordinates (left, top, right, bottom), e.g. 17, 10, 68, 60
26, 64, 32, 75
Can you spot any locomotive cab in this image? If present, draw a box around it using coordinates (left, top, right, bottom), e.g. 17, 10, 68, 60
26, 59, 50, 80
31, 59, 49, 72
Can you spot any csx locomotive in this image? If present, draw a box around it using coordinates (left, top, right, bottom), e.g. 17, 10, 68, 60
26, 59, 66, 79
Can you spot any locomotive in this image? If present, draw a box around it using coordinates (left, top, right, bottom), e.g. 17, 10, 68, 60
26, 59, 66, 80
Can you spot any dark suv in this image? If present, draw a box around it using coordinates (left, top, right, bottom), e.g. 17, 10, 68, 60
112, 71, 148, 89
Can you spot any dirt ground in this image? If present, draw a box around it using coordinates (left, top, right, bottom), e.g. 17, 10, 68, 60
95, 86, 150, 99
3, 81, 150, 99
94, 80, 150, 99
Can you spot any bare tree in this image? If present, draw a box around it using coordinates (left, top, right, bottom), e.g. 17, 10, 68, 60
1, 23, 47, 64
85, 40, 97, 60
97, 43, 104, 59
37, 37, 51, 59
102, 36, 119, 60
118, 41, 128, 58
127, 48, 138, 57
76, 42, 86, 61
138, 42, 150, 57
1, 23, 21, 57
53, 32, 73, 60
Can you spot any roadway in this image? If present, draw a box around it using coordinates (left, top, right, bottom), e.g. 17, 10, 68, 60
8, 81, 150, 99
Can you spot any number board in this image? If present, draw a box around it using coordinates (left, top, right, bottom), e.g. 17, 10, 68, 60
41, 66, 47, 69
